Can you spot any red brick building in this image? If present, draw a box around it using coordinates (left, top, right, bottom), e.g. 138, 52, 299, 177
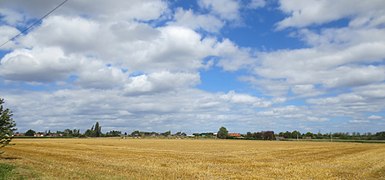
228, 133, 241, 138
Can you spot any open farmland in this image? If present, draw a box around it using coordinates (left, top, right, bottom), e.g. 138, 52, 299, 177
1, 138, 385, 179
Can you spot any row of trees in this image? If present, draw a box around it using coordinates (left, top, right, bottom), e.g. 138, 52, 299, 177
216, 127, 385, 140
217, 127, 275, 140
21, 125, 184, 138
21, 125, 385, 141
130, 130, 179, 137
24, 129, 82, 137
22, 122, 122, 138
244, 131, 275, 140
277, 130, 385, 140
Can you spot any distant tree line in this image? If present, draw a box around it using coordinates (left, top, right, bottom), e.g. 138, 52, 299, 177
130, 130, 182, 137
16, 122, 186, 138
216, 127, 275, 140
13, 123, 385, 141
277, 130, 385, 140
193, 132, 215, 138
244, 131, 275, 140
18, 122, 122, 138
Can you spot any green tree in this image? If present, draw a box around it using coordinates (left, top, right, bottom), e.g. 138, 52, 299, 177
375, 131, 385, 140
162, 131, 171, 137
72, 129, 80, 137
90, 125, 95, 136
63, 129, 73, 137
85, 122, 102, 137
84, 129, 93, 137
245, 132, 253, 139
131, 130, 141, 137
25, 129, 36, 136
0, 98, 16, 153
174, 132, 186, 137
217, 126, 228, 139
94, 122, 101, 137
292, 130, 301, 139
106, 130, 121, 137
305, 132, 314, 138
283, 131, 292, 138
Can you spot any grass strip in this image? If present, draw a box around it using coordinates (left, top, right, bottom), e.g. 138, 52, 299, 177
0, 163, 15, 179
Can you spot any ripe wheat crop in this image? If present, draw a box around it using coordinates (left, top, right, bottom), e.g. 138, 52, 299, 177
1, 138, 385, 179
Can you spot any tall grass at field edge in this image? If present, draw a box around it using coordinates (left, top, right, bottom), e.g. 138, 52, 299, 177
0, 163, 15, 179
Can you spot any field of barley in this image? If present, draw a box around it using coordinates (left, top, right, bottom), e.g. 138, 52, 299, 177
1, 138, 385, 179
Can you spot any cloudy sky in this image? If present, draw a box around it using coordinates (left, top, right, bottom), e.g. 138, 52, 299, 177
1, 0, 385, 134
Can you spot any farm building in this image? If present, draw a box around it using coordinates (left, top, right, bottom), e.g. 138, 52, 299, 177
228, 133, 241, 138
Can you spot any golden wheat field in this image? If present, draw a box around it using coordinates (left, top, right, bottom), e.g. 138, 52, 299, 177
1, 138, 385, 179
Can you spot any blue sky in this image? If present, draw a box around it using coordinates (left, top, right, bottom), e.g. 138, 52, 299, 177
0, 0, 385, 134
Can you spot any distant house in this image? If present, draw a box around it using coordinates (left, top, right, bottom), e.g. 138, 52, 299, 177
34, 132, 45, 137
14, 132, 24, 136
46, 133, 64, 137
187, 134, 195, 138
276, 137, 285, 141
228, 133, 241, 138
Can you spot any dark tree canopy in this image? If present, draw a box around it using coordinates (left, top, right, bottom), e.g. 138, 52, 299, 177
25, 129, 36, 136
217, 126, 228, 139
85, 122, 102, 137
162, 131, 171, 137
94, 122, 101, 137
0, 98, 16, 153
